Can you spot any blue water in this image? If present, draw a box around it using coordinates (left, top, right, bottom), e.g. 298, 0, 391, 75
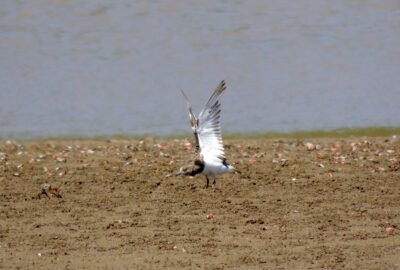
1, 1, 399, 139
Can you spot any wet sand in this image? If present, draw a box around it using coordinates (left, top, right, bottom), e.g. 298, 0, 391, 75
0, 136, 399, 269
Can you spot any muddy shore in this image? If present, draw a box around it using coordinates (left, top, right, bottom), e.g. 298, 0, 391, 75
1, 136, 399, 269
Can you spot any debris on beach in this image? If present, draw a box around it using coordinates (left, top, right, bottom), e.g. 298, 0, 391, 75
37, 183, 62, 199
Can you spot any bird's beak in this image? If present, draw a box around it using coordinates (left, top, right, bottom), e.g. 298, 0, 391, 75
175, 171, 183, 176
234, 169, 242, 175
176, 167, 188, 176
175, 168, 184, 176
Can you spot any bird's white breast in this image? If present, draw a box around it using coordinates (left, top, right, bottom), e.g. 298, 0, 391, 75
203, 160, 231, 176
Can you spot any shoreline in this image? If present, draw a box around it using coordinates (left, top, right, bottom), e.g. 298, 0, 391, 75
1, 126, 400, 142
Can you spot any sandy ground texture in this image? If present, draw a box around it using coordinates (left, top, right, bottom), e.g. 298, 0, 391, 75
0, 136, 399, 269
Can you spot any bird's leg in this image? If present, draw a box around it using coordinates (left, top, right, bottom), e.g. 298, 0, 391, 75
212, 176, 216, 186
205, 176, 209, 188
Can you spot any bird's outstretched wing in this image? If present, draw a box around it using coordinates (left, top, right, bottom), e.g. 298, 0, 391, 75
196, 80, 227, 163
181, 90, 197, 131
181, 90, 200, 150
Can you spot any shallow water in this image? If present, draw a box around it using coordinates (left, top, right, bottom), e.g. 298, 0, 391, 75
1, 0, 399, 139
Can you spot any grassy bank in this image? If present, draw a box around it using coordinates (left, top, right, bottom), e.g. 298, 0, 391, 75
226, 126, 400, 139
3, 126, 399, 142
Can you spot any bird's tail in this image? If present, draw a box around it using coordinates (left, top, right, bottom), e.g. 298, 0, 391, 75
228, 164, 241, 174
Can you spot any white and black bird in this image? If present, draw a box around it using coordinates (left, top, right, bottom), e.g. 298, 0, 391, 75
180, 80, 239, 188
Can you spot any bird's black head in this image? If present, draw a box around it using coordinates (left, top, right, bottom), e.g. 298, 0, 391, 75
194, 159, 204, 167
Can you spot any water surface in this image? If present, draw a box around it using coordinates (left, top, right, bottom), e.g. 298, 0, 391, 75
1, 1, 399, 139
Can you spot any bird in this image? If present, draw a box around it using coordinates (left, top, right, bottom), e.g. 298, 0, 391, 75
179, 80, 239, 188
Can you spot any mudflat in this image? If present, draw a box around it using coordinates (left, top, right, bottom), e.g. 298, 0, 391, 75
0, 136, 399, 269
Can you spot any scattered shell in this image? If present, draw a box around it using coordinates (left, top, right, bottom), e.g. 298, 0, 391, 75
385, 226, 397, 234
182, 141, 192, 150
160, 152, 170, 158
56, 157, 67, 163
206, 213, 215, 220
248, 158, 256, 165
305, 142, 315, 151
5, 140, 14, 145
41, 183, 51, 191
